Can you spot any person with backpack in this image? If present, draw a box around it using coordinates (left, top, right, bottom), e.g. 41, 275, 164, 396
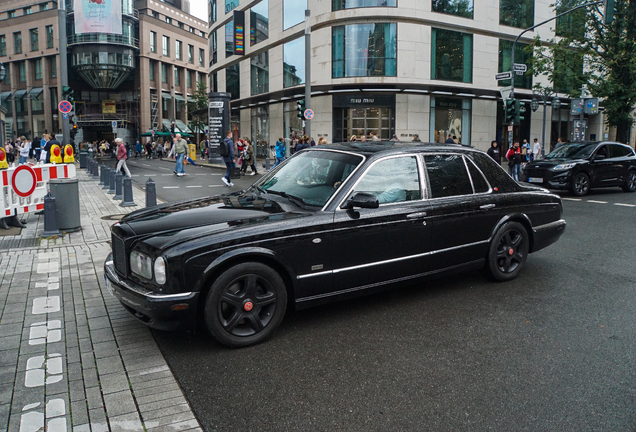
221, 130, 235, 187
506, 141, 522, 181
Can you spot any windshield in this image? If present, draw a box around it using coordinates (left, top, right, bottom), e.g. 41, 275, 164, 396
257, 150, 363, 207
545, 143, 598, 160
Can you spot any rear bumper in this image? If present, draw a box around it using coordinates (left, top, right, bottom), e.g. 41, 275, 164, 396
532, 219, 566, 252
104, 253, 198, 331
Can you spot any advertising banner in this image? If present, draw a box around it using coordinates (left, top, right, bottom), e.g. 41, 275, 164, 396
208, 92, 231, 164
75, 0, 123, 35
102, 100, 116, 114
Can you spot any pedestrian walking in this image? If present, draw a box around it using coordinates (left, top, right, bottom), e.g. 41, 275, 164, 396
200, 138, 207, 160
506, 141, 522, 181
221, 131, 235, 186
273, 137, 286, 168
157, 141, 164, 160
145, 140, 153, 159
296, 135, 310, 152
240, 139, 258, 175
522, 139, 531, 162
487, 140, 501, 165
115, 138, 132, 177
135, 140, 142, 158
33, 136, 41, 160
173, 133, 188, 177
532, 138, 542, 160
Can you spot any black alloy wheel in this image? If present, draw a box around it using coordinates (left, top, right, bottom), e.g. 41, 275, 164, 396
571, 172, 590, 196
621, 170, 636, 192
205, 262, 287, 348
485, 222, 529, 282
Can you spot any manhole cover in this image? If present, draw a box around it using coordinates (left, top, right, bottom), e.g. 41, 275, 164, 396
101, 214, 126, 221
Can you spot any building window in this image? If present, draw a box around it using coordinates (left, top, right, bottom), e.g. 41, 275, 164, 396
251, 106, 269, 157
174, 67, 181, 86
283, 37, 304, 88
150, 31, 157, 53
429, 97, 471, 145
212, 72, 218, 92
212, 30, 217, 64
46, 26, 53, 49
14, 32, 22, 55
199, 48, 205, 66
225, 21, 234, 58
30, 29, 39, 51
24, 7, 33, 14
250, 0, 269, 46
284, 0, 306, 30
251, 51, 269, 96
187, 70, 191, 88
50, 56, 56, 78
498, 39, 532, 89
149, 60, 155, 81
178, 22, 184, 29
332, 23, 397, 78
0, 36, 6, 57
176, 40, 182, 60
432, 0, 473, 18
226, 63, 240, 100
556, 0, 585, 38
225, 0, 238, 14
19, 62, 26, 82
210, 0, 217, 23
9, 10, 16, 18
166, 17, 172, 24
431, 29, 472, 83
35, 59, 42, 80
40, 3, 49, 11
188, 44, 194, 63
500, 0, 534, 29
161, 63, 168, 83
332, 0, 396, 11
162, 36, 170, 56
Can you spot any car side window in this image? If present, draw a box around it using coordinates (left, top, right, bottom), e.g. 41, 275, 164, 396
425, 154, 473, 198
465, 157, 490, 193
352, 156, 421, 204
609, 144, 629, 158
595, 145, 609, 158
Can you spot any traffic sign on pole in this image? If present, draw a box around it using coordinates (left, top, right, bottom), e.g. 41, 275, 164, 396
513, 63, 527, 72
304, 108, 314, 120
58, 100, 72, 114
495, 71, 513, 81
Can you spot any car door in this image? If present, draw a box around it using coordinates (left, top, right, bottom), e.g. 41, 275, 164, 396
608, 144, 631, 184
423, 153, 503, 271
589, 144, 615, 186
331, 155, 433, 294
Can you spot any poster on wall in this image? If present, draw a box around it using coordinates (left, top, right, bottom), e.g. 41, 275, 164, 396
75, 0, 123, 35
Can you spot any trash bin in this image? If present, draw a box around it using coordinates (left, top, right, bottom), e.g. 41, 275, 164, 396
48, 178, 81, 232
79, 151, 88, 168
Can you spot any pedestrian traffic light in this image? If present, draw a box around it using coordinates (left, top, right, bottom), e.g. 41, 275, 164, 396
62, 85, 74, 103
505, 99, 515, 124
297, 99, 305, 120
170, 123, 175, 134
515, 100, 526, 124
604, 0, 615, 24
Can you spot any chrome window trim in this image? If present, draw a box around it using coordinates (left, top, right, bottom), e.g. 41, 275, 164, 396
335, 153, 424, 211
462, 155, 475, 193
464, 154, 493, 194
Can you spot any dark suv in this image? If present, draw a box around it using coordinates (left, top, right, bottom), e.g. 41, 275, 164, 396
523, 142, 636, 196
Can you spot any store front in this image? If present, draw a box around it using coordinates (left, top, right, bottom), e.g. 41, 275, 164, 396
430, 97, 471, 145
332, 94, 395, 142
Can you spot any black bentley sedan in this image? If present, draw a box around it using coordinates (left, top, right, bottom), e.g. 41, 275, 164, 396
104, 143, 566, 347
522, 141, 636, 196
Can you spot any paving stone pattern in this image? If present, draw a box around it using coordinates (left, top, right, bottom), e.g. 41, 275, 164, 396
0, 165, 202, 432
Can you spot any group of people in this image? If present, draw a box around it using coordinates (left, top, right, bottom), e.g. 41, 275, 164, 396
487, 138, 543, 181
3, 134, 75, 165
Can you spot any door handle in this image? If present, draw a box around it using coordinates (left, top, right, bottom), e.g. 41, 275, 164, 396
480, 204, 496, 209
407, 212, 428, 219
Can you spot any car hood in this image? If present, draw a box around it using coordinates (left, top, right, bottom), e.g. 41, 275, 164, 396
527, 158, 587, 168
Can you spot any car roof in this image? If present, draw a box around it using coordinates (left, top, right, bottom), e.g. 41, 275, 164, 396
314, 141, 476, 156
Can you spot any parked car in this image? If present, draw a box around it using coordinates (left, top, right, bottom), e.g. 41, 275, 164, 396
104, 143, 566, 348
522, 141, 636, 196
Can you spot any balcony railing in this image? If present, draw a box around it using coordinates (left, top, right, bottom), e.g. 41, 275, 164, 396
68, 34, 139, 49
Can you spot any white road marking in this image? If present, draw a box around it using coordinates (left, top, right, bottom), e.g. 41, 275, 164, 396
161, 174, 173, 176
32, 296, 60, 314
562, 198, 582, 201
144, 174, 154, 176
47, 283, 59, 291
131, 175, 140, 177
587, 200, 607, 204
142, 164, 151, 167
194, 174, 207, 176
158, 167, 171, 170
37, 252, 58, 260
19, 410, 44, 432
48, 276, 59, 283
163, 186, 180, 189
29, 320, 62, 345
37, 262, 59, 274
25, 354, 63, 387
209, 185, 224, 188
186, 185, 202, 188
615, 203, 636, 207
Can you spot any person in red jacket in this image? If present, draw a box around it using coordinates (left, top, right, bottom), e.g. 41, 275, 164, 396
115, 138, 132, 177
506, 141, 522, 181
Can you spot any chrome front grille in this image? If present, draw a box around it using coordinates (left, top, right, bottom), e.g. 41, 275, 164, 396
112, 234, 128, 276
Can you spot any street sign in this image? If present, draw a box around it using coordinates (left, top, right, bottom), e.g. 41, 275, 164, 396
62, 113, 69, 120
508, 125, 513, 132
495, 71, 513, 80
58, 100, 72, 114
584, 98, 599, 115
513, 63, 527, 72
499, 86, 513, 101
570, 98, 583, 115
304, 108, 314, 120
515, 71, 524, 75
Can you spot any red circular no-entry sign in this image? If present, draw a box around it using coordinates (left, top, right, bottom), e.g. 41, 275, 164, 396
59, 100, 72, 114
11, 165, 37, 198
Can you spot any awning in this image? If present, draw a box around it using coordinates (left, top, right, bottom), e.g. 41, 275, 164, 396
175, 119, 192, 134
27, 87, 43, 100
161, 92, 172, 100
161, 119, 172, 131
0, 91, 11, 103
187, 95, 196, 103
174, 94, 185, 102
13, 89, 27, 100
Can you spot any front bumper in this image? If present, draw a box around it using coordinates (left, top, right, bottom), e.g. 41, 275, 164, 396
523, 167, 572, 190
104, 253, 199, 331
531, 219, 566, 253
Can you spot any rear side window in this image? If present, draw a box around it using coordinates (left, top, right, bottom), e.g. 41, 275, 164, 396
609, 144, 631, 158
425, 154, 473, 198
466, 158, 490, 193
470, 152, 518, 193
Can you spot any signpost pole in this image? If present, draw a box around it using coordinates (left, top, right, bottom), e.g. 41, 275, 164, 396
58, 2, 70, 145
304, 9, 311, 139
579, 85, 586, 141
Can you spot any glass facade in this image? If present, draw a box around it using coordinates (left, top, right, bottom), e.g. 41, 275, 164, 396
250, 0, 269, 46
283, 0, 306, 30
251, 106, 269, 157
500, 0, 534, 29
333, 23, 397, 78
226, 63, 240, 100
556, 0, 585, 38
432, 0, 473, 18
210, 0, 217, 23
338, 107, 394, 140
283, 38, 305, 88
283, 101, 304, 145
251, 51, 269, 96
333, 0, 396, 11
225, 21, 233, 58
498, 39, 532, 89
429, 97, 471, 145
431, 29, 472, 83
225, 0, 239, 14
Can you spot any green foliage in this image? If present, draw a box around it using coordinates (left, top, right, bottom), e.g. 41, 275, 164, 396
187, 81, 208, 136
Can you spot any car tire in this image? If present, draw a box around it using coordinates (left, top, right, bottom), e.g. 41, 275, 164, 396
621, 170, 636, 193
204, 262, 287, 348
570, 172, 590, 196
485, 222, 529, 282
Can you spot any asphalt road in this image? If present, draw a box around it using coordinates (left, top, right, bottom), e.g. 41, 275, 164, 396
142, 165, 636, 431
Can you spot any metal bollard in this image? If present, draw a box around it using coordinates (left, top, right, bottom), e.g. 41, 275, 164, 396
108, 169, 116, 194
98, 164, 105, 185
41, 192, 61, 238
93, 161, 100, 178
120, 177, 138, 207
113, 171, 123, 200
102, 166, 110, 189
146, 178, 157, 207
86, 157, 91, 173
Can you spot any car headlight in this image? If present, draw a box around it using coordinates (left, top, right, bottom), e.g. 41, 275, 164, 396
130, 251, 153, 280
154, 257, 166, 285
553, 163, 576, 171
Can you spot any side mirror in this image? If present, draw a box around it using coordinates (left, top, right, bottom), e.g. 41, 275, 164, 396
594, 154, 606, 161
341, 192, 379, 210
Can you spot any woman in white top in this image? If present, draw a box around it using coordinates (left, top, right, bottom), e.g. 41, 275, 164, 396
19, 136, 31, 164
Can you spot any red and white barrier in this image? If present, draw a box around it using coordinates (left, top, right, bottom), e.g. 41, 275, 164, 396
1, 163, 76, 217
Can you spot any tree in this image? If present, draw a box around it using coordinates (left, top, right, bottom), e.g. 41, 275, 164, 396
187, 81, 208, 145
527, 0, 636, 143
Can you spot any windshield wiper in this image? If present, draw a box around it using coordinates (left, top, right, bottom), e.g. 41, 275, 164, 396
265, 190, 308, 206
255, 185, 266, 194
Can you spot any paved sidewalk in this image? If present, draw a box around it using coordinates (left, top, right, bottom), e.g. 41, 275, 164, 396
0, 165, 203, 432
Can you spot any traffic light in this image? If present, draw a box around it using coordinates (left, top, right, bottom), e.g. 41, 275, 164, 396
297, 99, 305, 120
505, 99, 515, 124
515, 100, 526, 124
62, 85, 74, 103
604, 0, 615, 24
170, 123, 175, 134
